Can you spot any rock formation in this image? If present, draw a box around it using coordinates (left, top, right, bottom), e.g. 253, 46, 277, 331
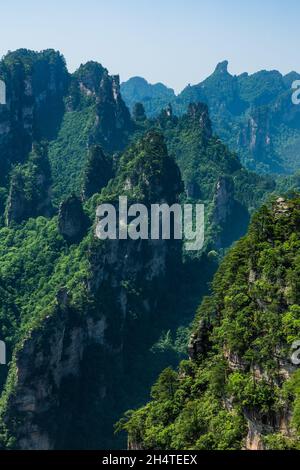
5, 142, 53, 226
58, 195, 88, 243
81, 145, 113, 200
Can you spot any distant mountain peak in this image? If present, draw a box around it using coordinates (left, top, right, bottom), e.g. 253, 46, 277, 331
125, 76, 148, 85
214, 60, 229, 74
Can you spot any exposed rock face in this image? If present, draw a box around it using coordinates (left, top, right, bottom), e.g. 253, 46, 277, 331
94, 73, 133, 150
165, 103, 173, 118
188, 319, 211, 360
71, 61, 133, 152
212, 176, 234, 226
81, 145, 113, 199
244, 408, 293, 450
157, 103, 178, 128
188, 325, 297, 451
5, 142, 53, 226
0, 51, 134, 221
1, 290, 107, 450
0, 49, 68, 185
187, 102, 212, 139
122, 62, 300, 174
243, 355, 297, 449
58, 195, 87, 242
214, 60, 229, 75
119, 131, 183, 205
211, 176, 236, 248
238, 106, 282, 172
132, 102, 146, 121
5, 173, 27, 226
210, 174, 250, 249
4, 231, 181, 449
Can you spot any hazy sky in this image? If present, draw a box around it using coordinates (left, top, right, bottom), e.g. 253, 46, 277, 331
0, 0, 299, 92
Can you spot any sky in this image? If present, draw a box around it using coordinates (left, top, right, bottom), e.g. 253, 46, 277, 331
0, 0, 299, 93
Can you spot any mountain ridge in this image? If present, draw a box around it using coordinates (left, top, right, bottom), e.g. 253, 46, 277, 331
121, 61, 300, 175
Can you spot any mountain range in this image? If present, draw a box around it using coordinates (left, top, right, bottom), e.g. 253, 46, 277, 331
0, 49, 299, 450
121, 61, 300, 174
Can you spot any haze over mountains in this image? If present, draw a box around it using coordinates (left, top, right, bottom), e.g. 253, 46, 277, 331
121, 61, 300, 174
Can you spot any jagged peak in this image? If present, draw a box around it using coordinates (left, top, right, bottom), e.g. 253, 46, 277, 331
74, 61, 107, 93
214, 60, 229, 74
187, 102, 212, 138
115, 129, 183, 204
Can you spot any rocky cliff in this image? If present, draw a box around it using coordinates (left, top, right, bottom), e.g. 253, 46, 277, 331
70, 61, 133, 152
81, 145, 113, 200
5, 141, 53, 226
58, 195, 88, 243
0, 49, 68, 185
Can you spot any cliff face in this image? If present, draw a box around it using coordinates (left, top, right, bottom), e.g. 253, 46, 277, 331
0, 49, 68, 185
58, 195, 88, 243
81, 145, 113, 200
1, 292, 107, 450
237, 106, 283, 173
5, 142, 53, 225
121, 196, 300, 450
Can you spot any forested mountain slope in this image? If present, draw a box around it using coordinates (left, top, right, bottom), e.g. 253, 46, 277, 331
120, 195, 300, 450
0, 49, 133, 216
133, 102, 275, 249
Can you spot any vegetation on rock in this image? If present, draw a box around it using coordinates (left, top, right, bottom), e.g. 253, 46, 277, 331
119, 196, 300, 450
